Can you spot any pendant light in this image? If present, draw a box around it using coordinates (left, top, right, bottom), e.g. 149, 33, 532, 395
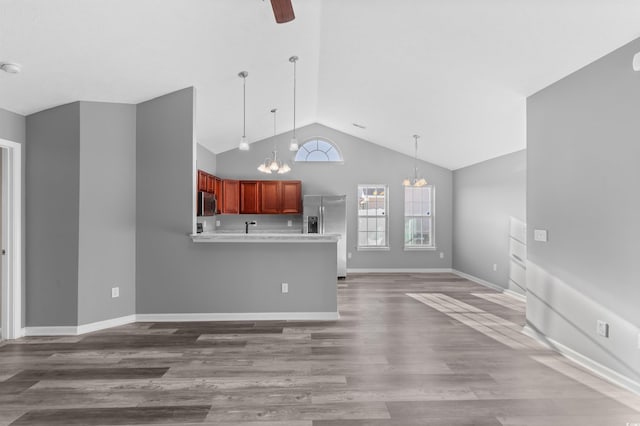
238, 71, 250, 151
258, 109, 291, 174
289, 55, 299, 151
402, 134, 427, 187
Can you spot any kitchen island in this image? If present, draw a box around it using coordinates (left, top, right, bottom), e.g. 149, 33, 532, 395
160, 231, 341, 321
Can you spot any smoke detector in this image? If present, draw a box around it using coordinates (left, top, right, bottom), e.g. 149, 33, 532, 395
0, 62, 22, 74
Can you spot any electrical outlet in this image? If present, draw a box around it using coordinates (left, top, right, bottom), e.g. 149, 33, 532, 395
493, 264, 498, 272
439, 252, 444, 259
596, 320, 609, 338
281, 283, 289, 294
215, 220, 221, 227
534, 229, 548, 242
287, 220, 292, 227
111, 287, 119, 298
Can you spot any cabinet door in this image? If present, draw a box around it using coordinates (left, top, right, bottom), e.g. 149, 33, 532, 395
259, 181, 281, 214
221, 180, 239, 214
240, 181, 259, 214
281, 181, 301, 214
214, 177, 223, 214
206, 175, 216, 193
197, 170, 207, 192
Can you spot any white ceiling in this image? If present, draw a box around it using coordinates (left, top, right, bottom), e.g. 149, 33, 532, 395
1, 0, 639, 169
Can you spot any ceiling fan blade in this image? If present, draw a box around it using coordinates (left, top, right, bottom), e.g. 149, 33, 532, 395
270, 0, 295, 23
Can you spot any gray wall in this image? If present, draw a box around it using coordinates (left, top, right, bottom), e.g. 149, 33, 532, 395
527, 38, 640, 383
136, 88, 337, 315
78, 102, 136, 325
196, 143, 216, 175
452, 150, 526, 292
26, 103, 80, 326
216, 123, 453, 270
0, 108, 25, 144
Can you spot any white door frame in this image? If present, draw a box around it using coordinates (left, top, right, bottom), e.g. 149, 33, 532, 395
0, 138, 22, 340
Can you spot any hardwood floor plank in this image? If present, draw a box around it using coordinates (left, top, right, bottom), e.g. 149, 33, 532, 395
10, 405, 211, 425
1, 273, 638, 425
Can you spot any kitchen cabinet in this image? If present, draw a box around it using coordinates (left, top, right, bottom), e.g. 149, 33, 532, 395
259, 180, 301, 214
221, 179, 239, 214
197, 170, 207, 192
206, 175, 216, 193
240, 181, 260, 214
214, 177, 223, 214
281, 181, 302, 214
259, 181, 281, 214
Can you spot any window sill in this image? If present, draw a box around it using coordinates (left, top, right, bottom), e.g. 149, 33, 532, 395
404, 246, 436, 251
357, 246, 390, 252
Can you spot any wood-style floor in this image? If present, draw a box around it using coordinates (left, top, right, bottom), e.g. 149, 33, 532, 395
1, 273, 639, 425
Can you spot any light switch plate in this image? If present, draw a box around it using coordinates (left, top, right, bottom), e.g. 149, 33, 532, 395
281, 283, 289, 293
111, 287, 119, 298
534, 229, 548, 242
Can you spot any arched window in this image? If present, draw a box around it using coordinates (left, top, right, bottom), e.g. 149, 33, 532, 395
294, 138, 343, 163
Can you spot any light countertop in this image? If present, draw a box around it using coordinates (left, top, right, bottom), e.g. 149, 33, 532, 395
190, 232, 340, 243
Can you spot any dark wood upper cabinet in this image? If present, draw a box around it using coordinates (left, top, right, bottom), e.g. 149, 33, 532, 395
214, 177, 223, 214
259, 181, 281, 214
258, 180, 301, 214
206, 175, 216, 193
221, 179, 240, 214
281, 181, 302, 214
240, 181, 260, 214
197, 170, 207, 192
196, 170, 301, 215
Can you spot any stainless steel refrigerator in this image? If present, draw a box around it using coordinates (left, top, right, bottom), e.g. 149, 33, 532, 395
303, 195, 347, 278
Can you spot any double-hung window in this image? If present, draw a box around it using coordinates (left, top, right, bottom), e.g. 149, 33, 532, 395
357, 184, 389, 250
404, 185, 434, 249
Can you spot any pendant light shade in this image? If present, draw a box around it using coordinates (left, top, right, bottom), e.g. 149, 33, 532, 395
238, 71, 250, 151
258, 109, 292, 174
289, 55, 299, 152
403, 134, 428, 187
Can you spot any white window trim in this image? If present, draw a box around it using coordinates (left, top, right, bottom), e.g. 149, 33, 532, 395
357, 184, 389, 250
403, 185, 436, 251
293, 136, 344, 164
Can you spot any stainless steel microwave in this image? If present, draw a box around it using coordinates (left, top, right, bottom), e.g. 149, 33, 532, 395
197, 191, 217, 216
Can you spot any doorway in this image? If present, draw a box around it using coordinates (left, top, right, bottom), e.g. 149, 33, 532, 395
0, 138, 22, 340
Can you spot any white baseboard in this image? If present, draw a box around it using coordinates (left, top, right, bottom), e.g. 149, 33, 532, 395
21, 312, 340, 336
136, 312, 340, 322
347, 268, 453, 273
23, 326, 78, 336
24, 314, 137, 337
77, 314, 137, 335
452, 269, 526, 301
522, 325, 640, 396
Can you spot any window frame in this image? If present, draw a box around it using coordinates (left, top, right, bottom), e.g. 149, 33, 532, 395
403, 184, 436, 251
293, 137, 344, 164
357, 184, 390, 251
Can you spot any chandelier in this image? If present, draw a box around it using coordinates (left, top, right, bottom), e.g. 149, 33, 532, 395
258, 109, 291, 174
402, 134, 427, 187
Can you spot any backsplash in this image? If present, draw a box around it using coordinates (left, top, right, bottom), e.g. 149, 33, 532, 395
198, 214, 303, 233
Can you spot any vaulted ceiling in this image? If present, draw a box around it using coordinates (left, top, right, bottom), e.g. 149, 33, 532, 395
1, 0, 639, 169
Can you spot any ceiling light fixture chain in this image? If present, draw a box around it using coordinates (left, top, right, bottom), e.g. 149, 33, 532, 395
238, 71, 250, 151
289, 55, 299, 151
402, 134, 427, 187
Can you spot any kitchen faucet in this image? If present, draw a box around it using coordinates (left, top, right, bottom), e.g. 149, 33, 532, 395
245, 221, 257, 234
